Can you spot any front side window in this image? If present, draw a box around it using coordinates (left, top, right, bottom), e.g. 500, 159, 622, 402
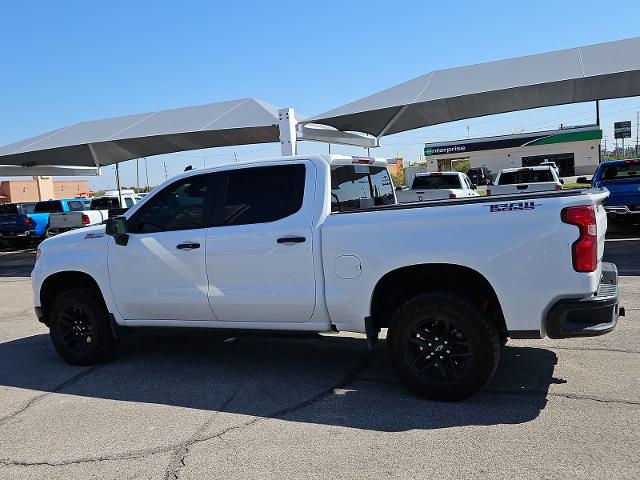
222, 164, 305, 226
128, 175, 211, 233
331, 165, 395, 212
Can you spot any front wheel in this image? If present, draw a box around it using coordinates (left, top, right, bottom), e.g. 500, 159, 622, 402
387, 291, 500, 401
49, 287, 116, 365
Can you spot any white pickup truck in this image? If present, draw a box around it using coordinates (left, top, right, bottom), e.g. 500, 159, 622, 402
396, 172, 479, 202
31, 155, 622, 400
488, 166, 563, 196
47, 194, 139, 235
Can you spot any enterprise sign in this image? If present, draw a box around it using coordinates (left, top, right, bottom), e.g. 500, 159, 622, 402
424, 128, 602, 156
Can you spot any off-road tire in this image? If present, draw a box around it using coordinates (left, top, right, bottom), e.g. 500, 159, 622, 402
49, 287, 116, 365
387, 290, 500, 401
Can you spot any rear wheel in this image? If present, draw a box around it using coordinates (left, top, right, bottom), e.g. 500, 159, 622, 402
387, 291, 500, 401
49, 287, 116, 365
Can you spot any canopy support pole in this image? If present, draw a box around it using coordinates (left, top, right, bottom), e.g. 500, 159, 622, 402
115, 162, 123, 207
375, 105, 410, 142
278, 108, 297, 156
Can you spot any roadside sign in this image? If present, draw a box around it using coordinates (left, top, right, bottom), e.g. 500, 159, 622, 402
614, 121, 632, 139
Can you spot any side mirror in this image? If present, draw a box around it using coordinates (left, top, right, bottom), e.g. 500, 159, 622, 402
105, 216, 129, 246
560, 179, 565, 185
471, 183, 477, 190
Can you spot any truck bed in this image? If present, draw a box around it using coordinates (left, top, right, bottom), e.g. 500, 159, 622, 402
336, 187, 592, 214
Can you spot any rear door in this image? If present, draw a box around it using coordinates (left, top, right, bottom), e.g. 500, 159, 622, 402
205, 161, 317, 323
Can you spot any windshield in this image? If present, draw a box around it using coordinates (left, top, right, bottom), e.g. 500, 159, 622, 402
331, 165, 395, 211
34, 201, 63, 213
412, 175, 460, 189
498, 169, 554, 184
0, 204, 18, 215
601, 162, 640, 181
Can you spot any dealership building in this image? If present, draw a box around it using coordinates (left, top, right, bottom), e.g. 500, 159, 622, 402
421, 125, 602, 178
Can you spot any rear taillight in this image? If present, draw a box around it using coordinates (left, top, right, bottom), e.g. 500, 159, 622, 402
82, 214, 90, 225
449, 193, 457, 199
555, 184, 563, 191
561, 205, 597, 272
23, 217, 34, 228
486, 189, 491, 196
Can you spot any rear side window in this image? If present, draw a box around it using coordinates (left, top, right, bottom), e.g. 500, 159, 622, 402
498, 169, 553, 184
34, 201, 63, 213
412, 174, 461, 189
331, 165, 395, 212
223, 164, 305, 226
124, 197, 134, 208
67, 200, 85, 211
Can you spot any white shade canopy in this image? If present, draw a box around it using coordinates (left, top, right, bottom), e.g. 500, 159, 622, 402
308, 37, 640, 137
0, 98, 281, 168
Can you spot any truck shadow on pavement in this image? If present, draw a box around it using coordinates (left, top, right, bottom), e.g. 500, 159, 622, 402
0, 332, 560, 432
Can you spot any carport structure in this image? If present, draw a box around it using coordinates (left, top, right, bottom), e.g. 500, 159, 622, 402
0, 36, 639, 180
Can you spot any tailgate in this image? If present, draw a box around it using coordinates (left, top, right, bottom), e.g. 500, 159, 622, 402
49, 212, 84, 228
0, 214, 24, 232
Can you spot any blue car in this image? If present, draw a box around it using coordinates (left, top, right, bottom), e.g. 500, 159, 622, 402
0, 202, 37, 246
591, 159, 640, 222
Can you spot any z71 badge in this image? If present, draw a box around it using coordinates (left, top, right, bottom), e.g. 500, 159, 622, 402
489, 201, 541, 212
84, 232, 105, 239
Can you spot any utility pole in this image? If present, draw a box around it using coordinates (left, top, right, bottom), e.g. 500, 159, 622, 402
136, 159, 140, 193
466, 125, 470, 139
636, 112, 640, 158
163, 161, 168, 181
233, 152, 238, 163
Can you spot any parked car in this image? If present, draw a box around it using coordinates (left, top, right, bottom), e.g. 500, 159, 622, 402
467, 166, 492, 186
47, 194, 140, 236
0, 202, 37, 246
540, 160, 560, 176
32, 154, 621, 401
396, 172, 479, 202
487, 166, 563, 195
29, 199, 87, 239
589, 158, 640, 222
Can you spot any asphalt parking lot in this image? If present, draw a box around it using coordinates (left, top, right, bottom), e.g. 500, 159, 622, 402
0, 225, 638, 480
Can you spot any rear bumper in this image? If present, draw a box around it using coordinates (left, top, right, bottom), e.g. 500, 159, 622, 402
0, 230, 34, 238
546, 262, 624, 339
604, 205, 640, 216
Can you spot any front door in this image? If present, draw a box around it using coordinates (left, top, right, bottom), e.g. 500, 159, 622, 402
205, 162, 317, 323
108, 174, 217, 321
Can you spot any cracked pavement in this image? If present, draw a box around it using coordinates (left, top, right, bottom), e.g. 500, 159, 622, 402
0, 226, 639, 479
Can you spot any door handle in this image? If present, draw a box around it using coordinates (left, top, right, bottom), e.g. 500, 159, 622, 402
277, 236, 306, 244
176, 242, 200, 250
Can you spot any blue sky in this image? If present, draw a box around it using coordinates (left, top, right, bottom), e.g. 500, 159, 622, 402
1, 0, 640, 189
